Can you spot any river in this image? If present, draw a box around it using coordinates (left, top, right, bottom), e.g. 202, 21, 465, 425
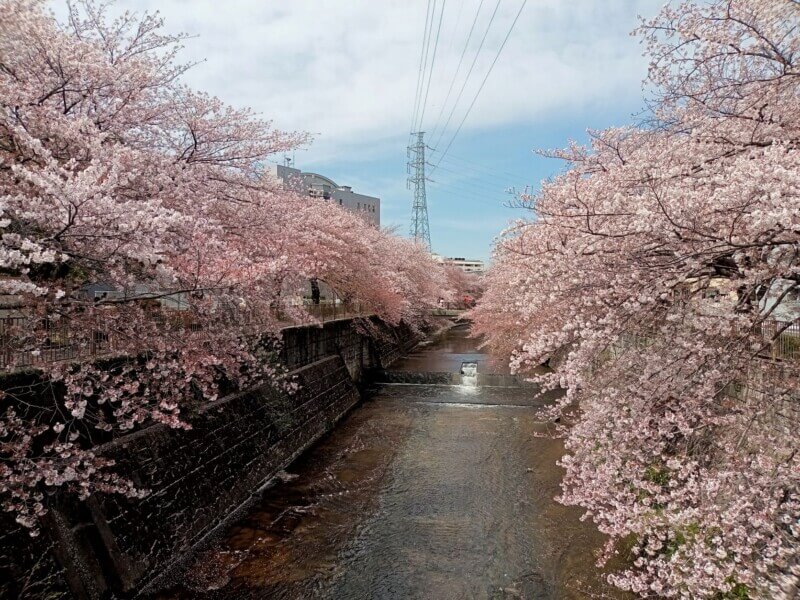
159, 324, 628, 600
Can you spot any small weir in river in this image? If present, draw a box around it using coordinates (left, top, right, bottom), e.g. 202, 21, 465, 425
160, 324, 629, 600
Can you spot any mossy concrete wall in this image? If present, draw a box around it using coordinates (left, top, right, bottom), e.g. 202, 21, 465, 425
0, 317, 420, 599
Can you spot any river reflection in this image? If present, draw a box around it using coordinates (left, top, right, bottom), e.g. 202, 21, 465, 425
159, 324, 629, 600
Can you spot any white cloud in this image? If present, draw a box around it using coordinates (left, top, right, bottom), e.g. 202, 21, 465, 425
49, 0, 665, 162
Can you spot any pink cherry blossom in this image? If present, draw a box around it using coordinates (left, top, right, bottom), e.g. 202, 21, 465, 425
0, 0, 452, 533
473, 1, 799, 597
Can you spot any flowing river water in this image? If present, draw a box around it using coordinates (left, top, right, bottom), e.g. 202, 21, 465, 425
160, 324, 629, 600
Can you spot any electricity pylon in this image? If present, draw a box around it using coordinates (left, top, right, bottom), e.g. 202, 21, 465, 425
407, 131, 431, 251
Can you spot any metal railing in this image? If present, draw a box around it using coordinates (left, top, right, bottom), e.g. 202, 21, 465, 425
296, 300, 365, 323
0, 315, 117, 370
761, 319, 800, 362
429, 300, 473, 316
0, 301, 369, 371
616, 319, 799, 363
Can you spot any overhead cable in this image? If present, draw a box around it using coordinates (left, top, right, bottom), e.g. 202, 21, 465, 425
432, 0, 528, 172
431, 0, 503, 151
428, 0, 487, 143
416, 0, 448, 132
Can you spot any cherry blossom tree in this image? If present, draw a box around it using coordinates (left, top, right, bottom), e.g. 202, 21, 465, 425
0, 0, 449, 531
442, 264, 483, 306
473, 1, 799, 597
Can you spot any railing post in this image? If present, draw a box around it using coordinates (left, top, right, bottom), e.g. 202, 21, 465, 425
91, 314, 96, 358
1, 318, 8, 370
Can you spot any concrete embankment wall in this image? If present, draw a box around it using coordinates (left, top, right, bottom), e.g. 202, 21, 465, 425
0, 316, 423, 600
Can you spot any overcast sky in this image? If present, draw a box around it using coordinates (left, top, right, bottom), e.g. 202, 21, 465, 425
50, 0, 666, 262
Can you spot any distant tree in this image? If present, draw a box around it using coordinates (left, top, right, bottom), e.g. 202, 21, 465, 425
445, 265, 483, 299
472, 1, 799, 597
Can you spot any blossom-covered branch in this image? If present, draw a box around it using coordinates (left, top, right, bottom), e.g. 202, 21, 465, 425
473, 1, 799, 597
0, 0, 451, 532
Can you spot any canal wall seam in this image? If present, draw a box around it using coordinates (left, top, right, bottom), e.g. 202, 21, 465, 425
0, 316, 427, 600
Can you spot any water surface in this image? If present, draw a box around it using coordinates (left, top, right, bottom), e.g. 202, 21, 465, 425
161, 324, 627, 599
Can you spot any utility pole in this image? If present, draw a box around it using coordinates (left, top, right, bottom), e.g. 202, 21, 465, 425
407, 131, 431, 251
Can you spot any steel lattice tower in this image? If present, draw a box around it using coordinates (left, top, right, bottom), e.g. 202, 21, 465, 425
407, 132, 431, 250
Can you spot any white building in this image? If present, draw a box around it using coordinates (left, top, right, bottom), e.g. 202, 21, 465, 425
268, 163, 380, 227
433, 255, 486, 274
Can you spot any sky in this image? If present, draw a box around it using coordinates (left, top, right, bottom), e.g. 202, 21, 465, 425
50, 0, 667, 262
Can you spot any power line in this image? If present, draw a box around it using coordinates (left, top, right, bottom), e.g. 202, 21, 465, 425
427, 162, 528, 192
432, 0, 528, 172
431, 0, 503, 152
444, 0, 467, 57
428, 0, 487, 144
415, 0, 448, 132
428, 183, 512, 205
413, 0, 438, 132
428, 148, 531, 182
429, 177, 514, 198
429, 187, 503, 203
428, 169, 519, 194
426, 160, 521, 187
410, 0, 435, 135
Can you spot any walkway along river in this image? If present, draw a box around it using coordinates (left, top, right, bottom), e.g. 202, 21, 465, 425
159, 324, 629, 600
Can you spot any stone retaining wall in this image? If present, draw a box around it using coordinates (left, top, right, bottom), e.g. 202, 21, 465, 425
0, 316, 421, 599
